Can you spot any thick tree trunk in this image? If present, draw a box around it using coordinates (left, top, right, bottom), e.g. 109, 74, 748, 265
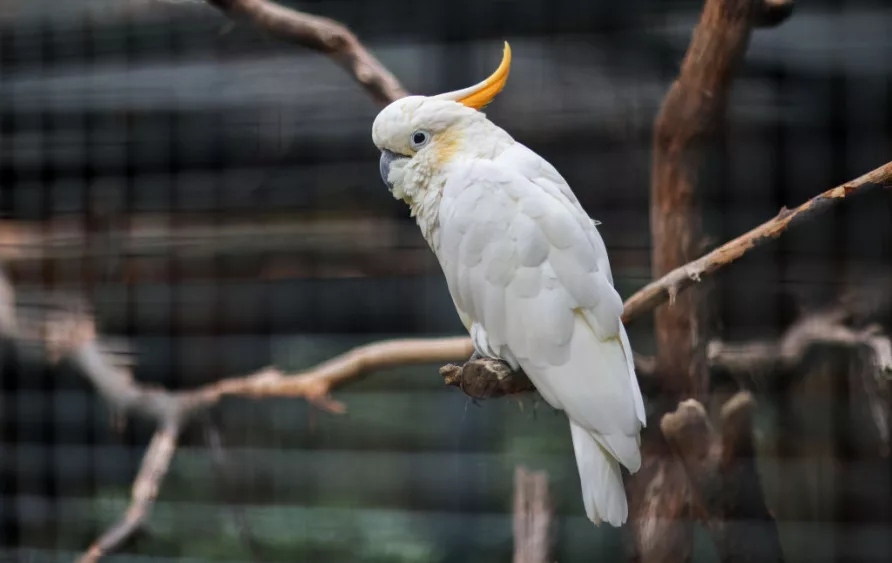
627, 0, 790, 561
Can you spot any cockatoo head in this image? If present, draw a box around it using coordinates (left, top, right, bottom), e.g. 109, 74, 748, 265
371, 43, 512, 205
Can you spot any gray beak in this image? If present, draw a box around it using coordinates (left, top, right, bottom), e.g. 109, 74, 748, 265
379, 149, 400, 189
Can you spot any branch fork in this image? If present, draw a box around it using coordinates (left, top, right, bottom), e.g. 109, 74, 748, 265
660, 393, 785, 563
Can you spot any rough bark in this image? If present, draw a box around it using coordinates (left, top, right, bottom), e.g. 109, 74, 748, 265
633, 0, 791, 560
651, 0, 770, 400
512, 467, 553, 563
661, 393, 785, 563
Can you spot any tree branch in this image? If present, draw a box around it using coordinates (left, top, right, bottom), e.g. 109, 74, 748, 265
624, 161, 892, 325
4, 295, 472, 560
660, 393, 785, 563
650, 0, 762, 401
709, 309, 892, 382
709, 294, 892, 452
77, 423, 181, 563
512, 466, 553, 563
203, 0, 408, 105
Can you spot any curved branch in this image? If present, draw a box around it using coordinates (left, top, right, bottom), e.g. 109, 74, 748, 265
47, 311, 474, 420
204, 0, 408, 105
77, 423, 180, 563
25, 302, 472, 560
195, 336, 473, 411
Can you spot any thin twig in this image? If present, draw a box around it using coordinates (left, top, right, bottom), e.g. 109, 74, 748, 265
623, 161, 892, 324
77, 423, 181, 563
203, 0, 408, 105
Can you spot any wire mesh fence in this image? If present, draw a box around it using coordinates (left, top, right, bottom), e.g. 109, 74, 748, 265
0, 0, 891, 561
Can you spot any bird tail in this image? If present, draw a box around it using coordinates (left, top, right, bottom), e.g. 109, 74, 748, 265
515, 314, 645, 527
570, 420, 628, 526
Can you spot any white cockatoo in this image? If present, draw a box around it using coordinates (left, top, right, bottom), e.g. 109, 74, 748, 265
371, 42, 646, 526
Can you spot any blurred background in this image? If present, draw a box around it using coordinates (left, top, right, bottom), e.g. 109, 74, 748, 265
1, 0, 891, 561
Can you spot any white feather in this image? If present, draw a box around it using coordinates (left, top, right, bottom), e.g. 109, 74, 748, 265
508, 267, 541, 298
435, 152, 646, 527
619, 322, 648, 426
570, 420, 628, 526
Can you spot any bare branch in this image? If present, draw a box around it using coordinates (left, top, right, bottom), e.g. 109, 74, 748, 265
41, 302, 472, 416
624, 161, 892, 325
708, 300, 892, 451
512, 466, 553, 563
203, 0, 407, 105
661, 393, 785, 563
197, 336, 473, 411
708, 308, 892, 381
5, 298, 474, 560
77, 423, 181, 563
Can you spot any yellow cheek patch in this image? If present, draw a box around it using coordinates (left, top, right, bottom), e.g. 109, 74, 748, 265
433, 128, 462, 167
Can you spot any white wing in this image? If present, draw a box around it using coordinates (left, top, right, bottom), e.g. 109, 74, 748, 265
437, 149, 646, 443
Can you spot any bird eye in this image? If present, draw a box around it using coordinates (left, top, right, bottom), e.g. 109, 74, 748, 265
410, 130, 430, 150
